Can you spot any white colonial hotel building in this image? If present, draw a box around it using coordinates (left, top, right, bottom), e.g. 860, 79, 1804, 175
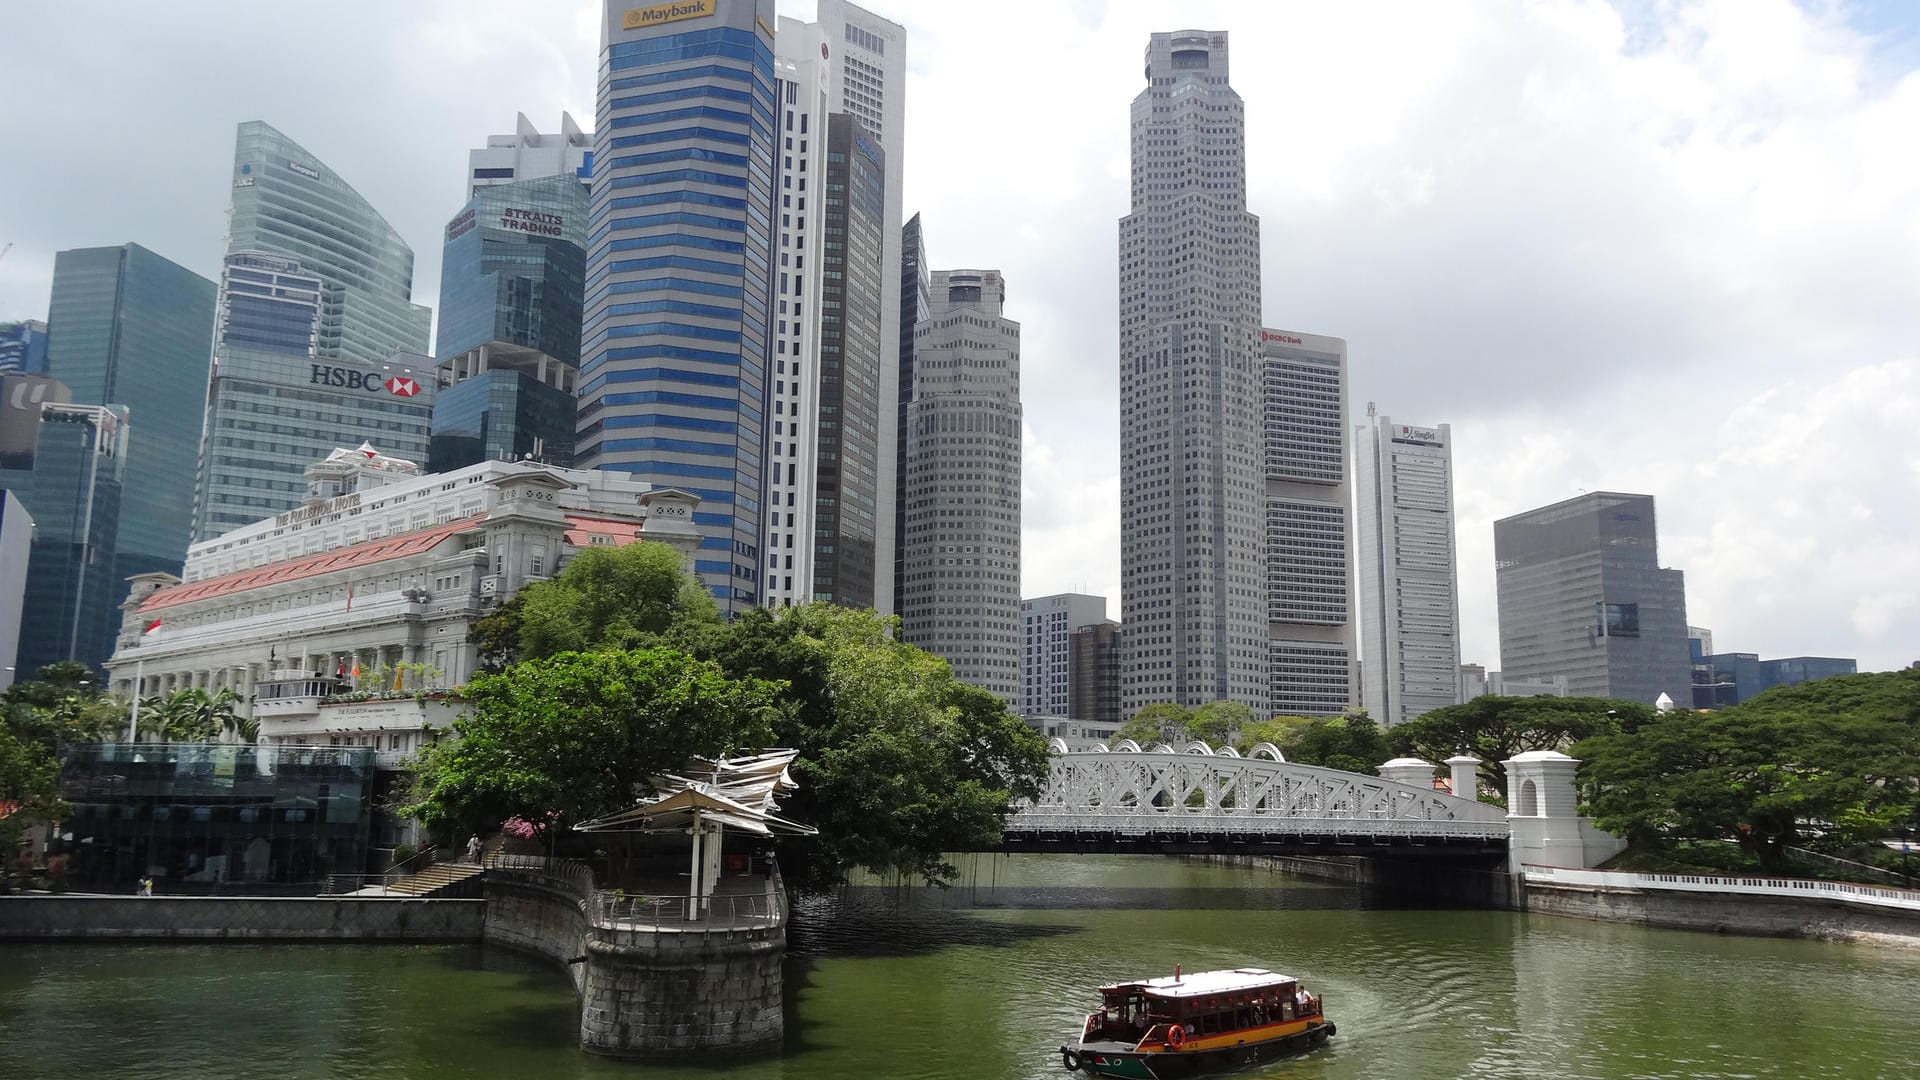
106, 444, 700, 756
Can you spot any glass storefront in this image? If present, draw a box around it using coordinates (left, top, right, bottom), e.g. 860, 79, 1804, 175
58, 743, 374, 894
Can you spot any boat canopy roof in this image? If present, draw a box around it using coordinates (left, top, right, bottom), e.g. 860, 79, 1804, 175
1100, 968, 1298, 1000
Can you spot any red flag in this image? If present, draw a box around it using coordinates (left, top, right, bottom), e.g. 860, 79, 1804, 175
142, 616, 162, 636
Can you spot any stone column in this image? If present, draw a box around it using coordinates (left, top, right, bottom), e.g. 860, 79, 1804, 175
1445, 754, 1482, 801
1377, 757, 1436, 788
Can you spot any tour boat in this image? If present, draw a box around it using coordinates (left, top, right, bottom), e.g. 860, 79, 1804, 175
1058, 966, 1336, 1078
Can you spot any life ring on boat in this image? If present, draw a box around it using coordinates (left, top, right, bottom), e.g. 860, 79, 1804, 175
1167, 1025, 1186, 1049
1061, 1048, 1083, 1072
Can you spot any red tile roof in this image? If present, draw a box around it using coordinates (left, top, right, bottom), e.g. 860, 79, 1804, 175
142, 518, 480, 612
562, 514, 649, 548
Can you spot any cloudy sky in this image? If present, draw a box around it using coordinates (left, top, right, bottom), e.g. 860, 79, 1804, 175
2, 1, 1916, 673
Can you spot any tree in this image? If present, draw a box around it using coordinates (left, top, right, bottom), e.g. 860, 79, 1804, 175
1286, 714, 1392, 774
1575, 670, 1920, 872
514, 542, 721, 661
701, 604, 1050, 891
1387, 695, 1648, 796
470, 595, 524, 674
1110, 703, 1192, 747
1, 662, 124, 850
403, 647, 782, 841
1233, 715, 1320, 758
1190, 701, 1253, 745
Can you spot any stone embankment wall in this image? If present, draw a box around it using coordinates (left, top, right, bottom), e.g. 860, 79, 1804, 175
0, 896, 484, 941
479, 863, 787, 1059
1237, 853, 1519, 908
1526, 882, 1920, 947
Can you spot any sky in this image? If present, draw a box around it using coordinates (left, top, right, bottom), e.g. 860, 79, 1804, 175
1, 0, 1916, 673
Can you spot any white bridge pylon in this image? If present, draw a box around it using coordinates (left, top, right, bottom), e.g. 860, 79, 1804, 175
1007, 740, 1511, 844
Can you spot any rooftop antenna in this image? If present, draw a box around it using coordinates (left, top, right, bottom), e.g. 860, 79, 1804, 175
1366, 400, 1376, 418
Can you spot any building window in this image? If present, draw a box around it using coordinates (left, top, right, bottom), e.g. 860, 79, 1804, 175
1601, 602, 1640, 638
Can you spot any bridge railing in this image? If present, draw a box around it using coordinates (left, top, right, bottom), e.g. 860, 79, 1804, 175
1009, 810, 1510, 839
1523, 865, 1920, 912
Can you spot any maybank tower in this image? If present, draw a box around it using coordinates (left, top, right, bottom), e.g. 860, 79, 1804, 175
579, 0, 776, 612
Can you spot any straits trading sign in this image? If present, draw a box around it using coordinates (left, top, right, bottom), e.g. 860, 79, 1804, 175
499, 207, 565, 238
623, 0, 713, 31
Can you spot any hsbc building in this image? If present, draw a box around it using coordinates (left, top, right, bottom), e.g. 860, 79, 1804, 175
195, 345, 436, 540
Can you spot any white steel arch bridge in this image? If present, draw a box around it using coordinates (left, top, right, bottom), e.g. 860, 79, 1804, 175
998, 740, 1511, 859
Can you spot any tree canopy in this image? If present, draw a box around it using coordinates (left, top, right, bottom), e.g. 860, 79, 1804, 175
2, 662, 126, 848
1283, 713, 1391, 774
403, 647, 782, 839
1575, 670, 1920, 872
1387, 695, 1650, 795
701, 604, 1050, 891
510, 541, 721, 662
1111, 700, 1250, 747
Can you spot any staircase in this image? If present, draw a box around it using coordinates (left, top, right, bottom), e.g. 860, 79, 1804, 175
385, 861, 485, 898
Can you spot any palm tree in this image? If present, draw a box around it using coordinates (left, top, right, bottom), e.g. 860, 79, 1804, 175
157, 689, 216, 743
207, 689, 256, 743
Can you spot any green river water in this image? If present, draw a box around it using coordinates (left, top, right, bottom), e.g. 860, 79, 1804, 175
4, 854, 1918, 1079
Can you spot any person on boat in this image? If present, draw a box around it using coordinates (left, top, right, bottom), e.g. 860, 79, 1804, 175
1295, 986, 1315, 1015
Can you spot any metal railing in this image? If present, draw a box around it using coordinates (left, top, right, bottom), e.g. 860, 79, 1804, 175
1524, 864, 1920, 912
590, 887, 784, 933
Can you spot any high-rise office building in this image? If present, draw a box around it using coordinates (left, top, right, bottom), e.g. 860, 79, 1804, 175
467, 112, 593, 195
0, 488, 30, 689
577, 0, 777, 614
1494, 491, 1691, 706
1069, 620, 1123, 730
43, 243, 216, 602
1354, 412, 1460, 723
431, 175, 590, 472
901, 270, 1022, 702
2, 399, 129, 675
813, 0, 905, 616
1021, 593, 1107, 717
0, 320, 49, 375
764, 21, 830, 607
1119, 31, 1267, 718
893, 212, 929, 618
1263, 329, 1356, 716
195, 122, 434, 539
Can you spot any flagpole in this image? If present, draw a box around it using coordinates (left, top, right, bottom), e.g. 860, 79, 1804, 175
127, 656, 144, 742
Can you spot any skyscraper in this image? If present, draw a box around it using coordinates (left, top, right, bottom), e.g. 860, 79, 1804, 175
813, 0, 905, 616
43, 243, 215, 599
893, 212, 929, 618
578, 0, 776, 613
1021, 593, 1107, 717
467, 112, 593, 195
0, 489, 30, 689
1494, 491, 1691, 706
902, 270, 1022, 702
1262, 329, 1356, 716
1354, 412, 1461, 724
1119, 31, 1267, 717
195, 122, 434, 539
0, 320, 48, 375
0, 397, 129, 675
430, 174, 590, 472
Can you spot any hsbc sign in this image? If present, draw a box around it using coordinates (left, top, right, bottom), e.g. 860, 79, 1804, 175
309, 365, 427, 398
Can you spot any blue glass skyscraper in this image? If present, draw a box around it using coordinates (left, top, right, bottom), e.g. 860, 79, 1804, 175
432, 175, 589, 472
578, 0, 776, 612
42, 244, 215, 604
0, 320, 49, 375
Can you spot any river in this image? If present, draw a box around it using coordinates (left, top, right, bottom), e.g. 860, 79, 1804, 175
4, 854, 1918, 1079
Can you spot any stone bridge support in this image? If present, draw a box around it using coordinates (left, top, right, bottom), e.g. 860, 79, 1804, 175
1503, 750, 1627, 873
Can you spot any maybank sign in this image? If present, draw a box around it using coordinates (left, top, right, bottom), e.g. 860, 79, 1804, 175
624, 0, 714, 30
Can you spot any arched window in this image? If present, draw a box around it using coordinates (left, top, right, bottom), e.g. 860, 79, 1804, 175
1515, 778, 1540, 817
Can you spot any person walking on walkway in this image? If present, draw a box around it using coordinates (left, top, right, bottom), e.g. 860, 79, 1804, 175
465, 834, 484, 864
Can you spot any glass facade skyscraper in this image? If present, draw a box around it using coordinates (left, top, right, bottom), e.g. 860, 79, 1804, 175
1495, 491, 1692, 707
195, 122, 434, 539
42, 243, 216, 605
578, 0, 776, 613
431, 176, 589, 472
0, 320, 49, 374
4, 402, 129, 675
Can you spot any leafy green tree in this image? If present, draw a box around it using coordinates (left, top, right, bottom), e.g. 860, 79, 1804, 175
1233, 715, 1319, 757
1, 662, 126, 848
1286, 713, 1392, 774
701, 604, 1050, 891
403, 647, 782, 840
1576, 670, 1920, 872
515, 542, 720, 660
1387, 695, 1648, 796
1190, 700, 1253, 744
470, 595, 524, 674
1110, 702, 1193, 747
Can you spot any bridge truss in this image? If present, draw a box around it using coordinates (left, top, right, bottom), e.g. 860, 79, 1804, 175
1001, 741, 1510, 857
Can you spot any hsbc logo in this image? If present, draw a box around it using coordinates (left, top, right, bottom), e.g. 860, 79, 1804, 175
309, 365, 426, 398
